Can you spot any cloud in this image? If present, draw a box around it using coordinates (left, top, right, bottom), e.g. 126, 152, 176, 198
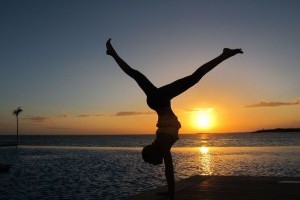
246, 100, 300, 108
57, 111, 70, 118
114, 111, 154, 116
76, 111, 154, 117
184, 108, 197, 112
57, 114, 69, 118
184, 108, 213, 112
77, 114, 103, 118
45, 127, 74, 130
24, 116, 50, 122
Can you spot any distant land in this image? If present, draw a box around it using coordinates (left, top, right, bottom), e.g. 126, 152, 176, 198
253, 128, 300, 133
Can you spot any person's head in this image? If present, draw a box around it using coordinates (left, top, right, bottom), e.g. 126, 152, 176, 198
142, 144, 163, 165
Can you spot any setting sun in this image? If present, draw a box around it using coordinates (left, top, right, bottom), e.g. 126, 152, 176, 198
192, 108, 214, 130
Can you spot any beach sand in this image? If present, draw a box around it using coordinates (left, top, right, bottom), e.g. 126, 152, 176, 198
128, 175, 300, 200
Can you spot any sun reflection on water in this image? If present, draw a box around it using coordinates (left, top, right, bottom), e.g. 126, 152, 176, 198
198, 146, 213, 175
200, 146, 209, 154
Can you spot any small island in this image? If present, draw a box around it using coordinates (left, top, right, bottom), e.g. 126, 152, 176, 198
253, 128, 300, 133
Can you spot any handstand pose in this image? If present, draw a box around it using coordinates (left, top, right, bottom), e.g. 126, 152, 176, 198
106, 39, 242, 200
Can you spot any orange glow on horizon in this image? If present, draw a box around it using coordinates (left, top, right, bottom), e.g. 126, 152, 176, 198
2, 102, 299, 135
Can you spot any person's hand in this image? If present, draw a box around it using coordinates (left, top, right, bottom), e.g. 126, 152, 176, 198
156, 191, 174, 200
106, 38, 116, 56
156, 191, 169, 196
222, 48, 243, 57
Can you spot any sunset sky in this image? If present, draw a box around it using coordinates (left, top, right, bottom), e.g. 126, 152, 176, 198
1, 0, 300, 135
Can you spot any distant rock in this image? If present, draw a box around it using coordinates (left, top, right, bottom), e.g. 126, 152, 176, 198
253, 128, 300, 133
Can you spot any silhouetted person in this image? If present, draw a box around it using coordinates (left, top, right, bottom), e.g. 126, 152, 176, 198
106, 39, 242, 200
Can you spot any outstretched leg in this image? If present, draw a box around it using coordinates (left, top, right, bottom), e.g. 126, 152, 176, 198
159, 48, 243, 99
106, 39, 157, 96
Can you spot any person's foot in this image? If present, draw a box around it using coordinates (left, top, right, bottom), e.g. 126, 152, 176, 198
106, 38, 116, 56
222, 48, 243, 57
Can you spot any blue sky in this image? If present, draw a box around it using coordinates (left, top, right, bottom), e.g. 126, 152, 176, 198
1, 0, 300, 134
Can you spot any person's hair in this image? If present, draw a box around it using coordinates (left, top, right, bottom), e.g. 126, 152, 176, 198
142, 144, 163, 165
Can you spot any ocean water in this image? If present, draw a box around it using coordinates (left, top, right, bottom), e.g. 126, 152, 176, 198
0, 133, 300, 200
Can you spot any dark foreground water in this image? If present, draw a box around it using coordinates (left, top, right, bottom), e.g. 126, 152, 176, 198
0, 133, 299, 200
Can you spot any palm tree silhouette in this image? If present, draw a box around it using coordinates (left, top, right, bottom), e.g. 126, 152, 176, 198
12, 107, 23, 147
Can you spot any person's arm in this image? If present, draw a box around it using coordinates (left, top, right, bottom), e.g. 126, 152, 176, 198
163, 151, 175, 200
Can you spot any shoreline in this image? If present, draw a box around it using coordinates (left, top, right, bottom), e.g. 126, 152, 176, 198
127, 175, 300, 200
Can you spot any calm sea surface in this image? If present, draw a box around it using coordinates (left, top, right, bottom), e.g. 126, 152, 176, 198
1, 133, 300, 200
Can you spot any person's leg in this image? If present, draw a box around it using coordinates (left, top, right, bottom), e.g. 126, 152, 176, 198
159, 48, 243, 99
106, 39, 157, 96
